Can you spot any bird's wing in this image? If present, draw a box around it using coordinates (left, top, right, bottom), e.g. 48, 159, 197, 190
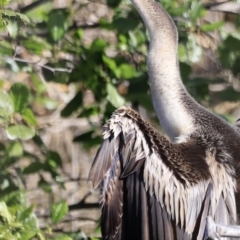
89, 107, 235, 240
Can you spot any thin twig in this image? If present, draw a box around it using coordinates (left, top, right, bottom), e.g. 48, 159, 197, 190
26, 177, 89, 192
1, 56, 72, 73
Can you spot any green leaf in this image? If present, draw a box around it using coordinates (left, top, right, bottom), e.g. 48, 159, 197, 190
113, 17, 139, 33
73, 130, 94, 142
0, 0, 11, 6
222, 36, 240, 51
180, 62, 191, 80
0, 20, 5, 29
19, 230, 37, 240
127, 74, 154, 110
187, 35, 202, 63
218, 87, 240, 101
102, 55, 121, 78
0, 92, 14, 118
106, 0, 121, 8
10, 83, 30, 113
38, 177, 52, 192
91, 39, 107, 52
61, 91, 82, 117
0, 40, 14, 56
8, 142, 23, 157
32, 135, 45, 150
37, 97, 58, 110
190, 2, 204, 23
15, 12, 30, 24
52, 236, 72, 240
22, 108, 37, 126
0, 142, 5, 152
178, 44, 187, 62
74, 135, 102, 149
102, 55, 117, 71
6, 21, 18, 39
36, 232, 46, 240
119, 64, 135, 79
31, 73, 46, 94
0, 202, 13, 223
6, 125, 35, 140
23, 162, 44, 174
106, 83, 125, 108
200, 21, 224, 32
0, 9, 17, 17
128, 31, 138, 47
232, 56, 240, 76
0, 228, 14, 239
78, 106, 98, 118
23, 36, 52, 55
0, 10, 29, 26
47, 9, 69, 41
18, 205, 34, 222
50, 201, 68, 223
46, 151, 62, 169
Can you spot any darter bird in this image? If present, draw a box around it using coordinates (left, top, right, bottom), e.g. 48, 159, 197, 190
89, 0, 240, 239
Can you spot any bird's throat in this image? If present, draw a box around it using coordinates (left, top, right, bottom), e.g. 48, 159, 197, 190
149, 58, 196, 141
131, 0, 196, 141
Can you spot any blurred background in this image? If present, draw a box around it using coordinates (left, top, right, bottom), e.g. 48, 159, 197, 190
0, 0, 240, 239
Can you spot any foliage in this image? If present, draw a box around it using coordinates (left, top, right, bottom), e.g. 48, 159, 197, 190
0, 0, 239, 239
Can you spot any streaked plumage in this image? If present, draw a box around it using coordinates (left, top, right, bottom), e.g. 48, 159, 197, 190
89, 0, 240, 239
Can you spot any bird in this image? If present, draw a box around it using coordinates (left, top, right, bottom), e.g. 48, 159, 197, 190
89, 0, 240, 239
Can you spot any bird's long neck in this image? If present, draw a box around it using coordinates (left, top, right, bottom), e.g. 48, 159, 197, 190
131, 0, 198, 141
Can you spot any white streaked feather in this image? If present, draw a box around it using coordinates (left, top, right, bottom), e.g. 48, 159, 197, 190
98, 107, 237, 238
174, 187, 180, 225
180, 194, 185, 228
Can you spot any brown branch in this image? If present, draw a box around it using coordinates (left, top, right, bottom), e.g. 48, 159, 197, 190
69, 189, 99, 211
68, 202, 99, 210
19, 0, 51, 13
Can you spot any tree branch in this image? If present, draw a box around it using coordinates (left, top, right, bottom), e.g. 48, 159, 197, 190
19, 0, 51, 13
1, 56, 72, 73
68, 202, 99, 211
68, 190, 99, 211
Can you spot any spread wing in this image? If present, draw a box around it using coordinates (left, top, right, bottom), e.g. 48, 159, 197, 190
89, 107, 236, 240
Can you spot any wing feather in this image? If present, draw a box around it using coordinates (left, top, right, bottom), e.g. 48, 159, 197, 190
89, 107, 236, 240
